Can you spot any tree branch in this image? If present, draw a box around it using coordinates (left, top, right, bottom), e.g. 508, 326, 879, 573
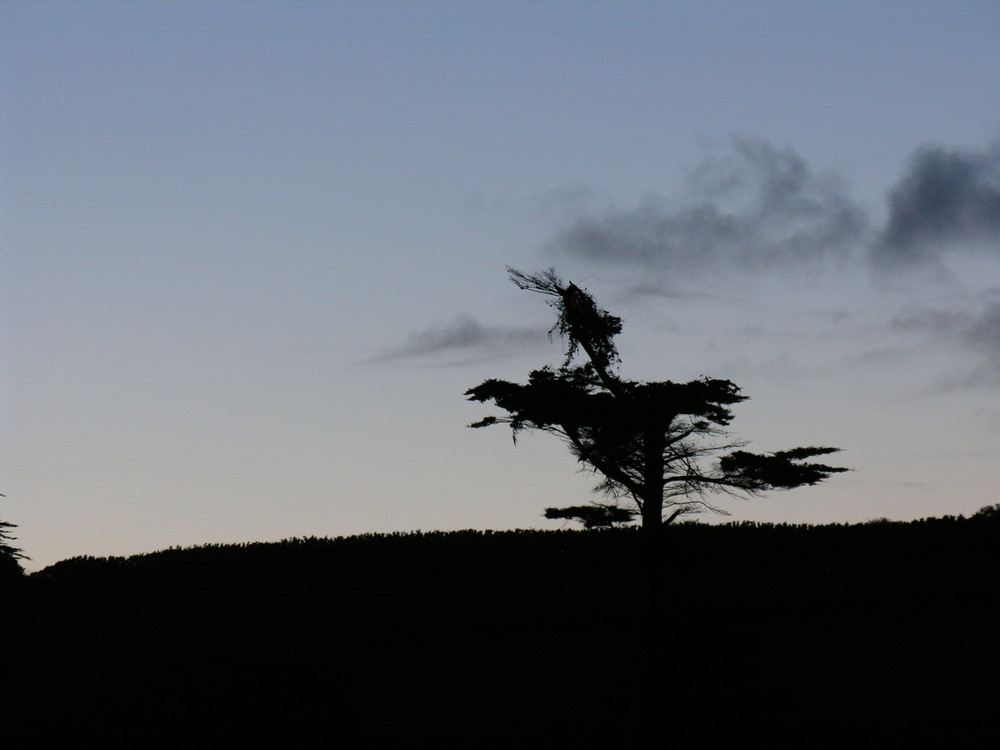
562, 425, 645, 503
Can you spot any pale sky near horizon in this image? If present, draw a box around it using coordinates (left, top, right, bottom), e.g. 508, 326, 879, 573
3, 1, 999, 571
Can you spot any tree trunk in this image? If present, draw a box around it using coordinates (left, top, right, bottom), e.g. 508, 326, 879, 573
640, 425, 665, 531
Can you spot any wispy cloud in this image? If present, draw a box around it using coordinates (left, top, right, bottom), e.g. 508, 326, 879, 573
873, 141, 1000, 272
548, 136, 869, 276
369, 315, 544, 365
891, 297, 1000, 389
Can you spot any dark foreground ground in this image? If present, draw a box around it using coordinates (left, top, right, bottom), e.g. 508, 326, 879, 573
2, 514, 998, 745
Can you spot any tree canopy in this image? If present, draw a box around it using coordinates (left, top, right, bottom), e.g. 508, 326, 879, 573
465, 268, 848, 531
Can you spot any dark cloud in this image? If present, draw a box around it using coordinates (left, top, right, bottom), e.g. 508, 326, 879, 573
545, 136, 1000, 289
872, 141, 1000, 270
370, 315, 543, 364
549, 136, 869, 275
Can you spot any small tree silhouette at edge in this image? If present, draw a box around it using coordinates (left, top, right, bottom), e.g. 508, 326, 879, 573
1, 495, 26, 579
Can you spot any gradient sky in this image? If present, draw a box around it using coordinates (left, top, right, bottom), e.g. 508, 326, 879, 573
4, 1, 999, 571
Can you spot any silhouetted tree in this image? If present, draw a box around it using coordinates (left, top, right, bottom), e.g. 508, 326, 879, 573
972, 503, 1000, 522
465, 268, 848, 537
1, 495, 26, 579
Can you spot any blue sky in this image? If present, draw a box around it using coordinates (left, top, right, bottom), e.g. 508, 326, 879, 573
3, 1, 999, 570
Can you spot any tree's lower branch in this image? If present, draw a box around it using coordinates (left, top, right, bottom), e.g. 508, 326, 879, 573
562, 427, 644, 502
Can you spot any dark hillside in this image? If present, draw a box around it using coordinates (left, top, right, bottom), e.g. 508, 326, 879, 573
3, 518, 998, 743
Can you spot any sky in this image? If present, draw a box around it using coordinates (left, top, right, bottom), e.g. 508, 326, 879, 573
3, 1, 999, 571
